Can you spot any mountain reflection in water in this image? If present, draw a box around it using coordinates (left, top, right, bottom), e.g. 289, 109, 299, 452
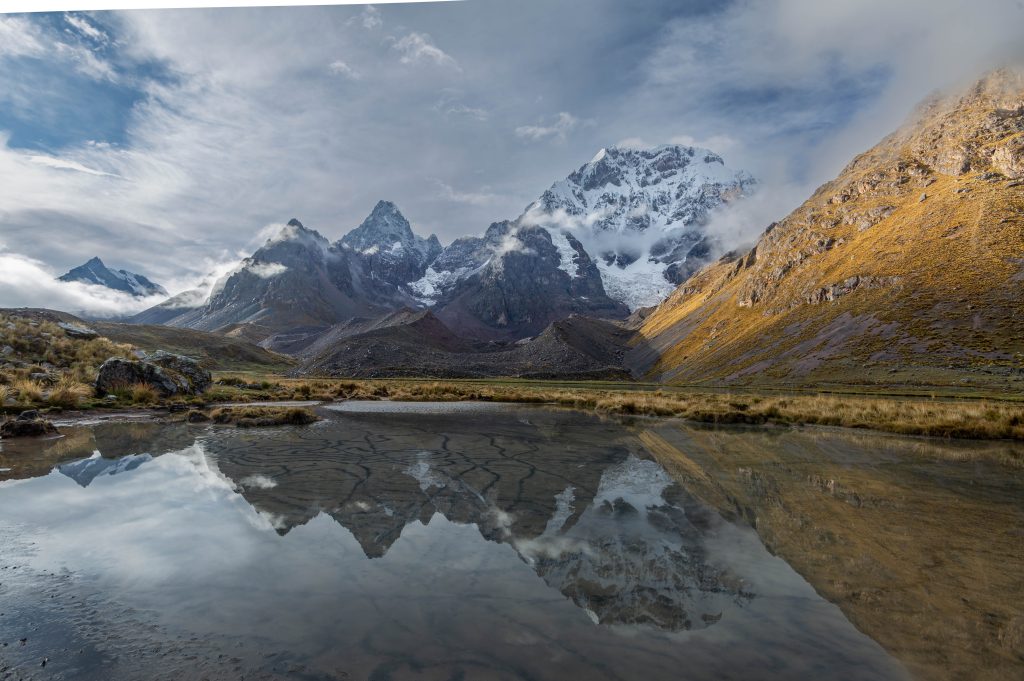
0, 407, 920, 680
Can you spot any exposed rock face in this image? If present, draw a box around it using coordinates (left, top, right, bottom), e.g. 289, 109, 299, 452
1, 410, 59, 438
58, 257, 166, 298
96, 352, 211, 397
631, 68, 1024, 388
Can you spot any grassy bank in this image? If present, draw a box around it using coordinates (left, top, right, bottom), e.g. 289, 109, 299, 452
207, 375, 1024, 441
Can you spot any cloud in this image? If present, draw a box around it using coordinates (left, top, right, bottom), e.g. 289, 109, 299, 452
65, 14, 109, 44
393, 32, 460, 70
0, 249, 166, 318
27, 153, 121, 178
328, 60, 361, 80
0, 16, 44, 58
669, 133, 738, 153
435, 180, 501, 206
515, 112, 580, 142
356, 5, 382, 31
244, 261, 288, 278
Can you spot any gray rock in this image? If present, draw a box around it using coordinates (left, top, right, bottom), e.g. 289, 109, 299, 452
96, 352, 211, 397
1, 345, 12, 356
57, 322, 99, 340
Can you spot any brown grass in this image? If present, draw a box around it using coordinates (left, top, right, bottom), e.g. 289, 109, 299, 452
13, 379, 44, 404
47, 376, 91, 409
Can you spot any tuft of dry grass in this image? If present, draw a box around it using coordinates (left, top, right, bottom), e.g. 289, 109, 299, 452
47, 376, 92, 409
129, 383, 159, 405
13, 379, 44, 404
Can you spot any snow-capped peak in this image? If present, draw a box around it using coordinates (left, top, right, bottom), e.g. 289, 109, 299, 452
523, 143, 756, 309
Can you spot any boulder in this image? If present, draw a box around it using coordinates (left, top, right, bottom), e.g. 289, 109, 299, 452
96, 352, 211, 397
57, 321, 99, 340
1, 411, 59, 438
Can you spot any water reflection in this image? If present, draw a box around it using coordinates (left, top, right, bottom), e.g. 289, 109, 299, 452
0, 408, 927, 680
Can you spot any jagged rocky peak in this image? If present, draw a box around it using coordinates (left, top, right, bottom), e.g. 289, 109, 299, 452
58, 256, 167, 298
340, 200, 440, 257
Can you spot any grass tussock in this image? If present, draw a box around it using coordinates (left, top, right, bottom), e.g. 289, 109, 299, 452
209, 406, 320, 428
47, 376, 92, 409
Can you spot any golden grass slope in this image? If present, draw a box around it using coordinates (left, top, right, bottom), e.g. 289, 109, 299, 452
634, 69, 1024, 391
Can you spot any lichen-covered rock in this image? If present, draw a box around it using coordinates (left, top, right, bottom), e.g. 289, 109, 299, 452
96, 352, 211, 397
1, 411, 59, 438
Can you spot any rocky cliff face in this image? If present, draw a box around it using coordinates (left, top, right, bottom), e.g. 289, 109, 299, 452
632, 69, 1024, 390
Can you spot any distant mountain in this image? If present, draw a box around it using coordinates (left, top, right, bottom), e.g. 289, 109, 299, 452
630, 69, 1024, 389
59, 257, 167, 298
413, 144, 755, 312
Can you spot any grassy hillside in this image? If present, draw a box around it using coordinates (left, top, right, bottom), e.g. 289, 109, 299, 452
632, 69, 1024, 393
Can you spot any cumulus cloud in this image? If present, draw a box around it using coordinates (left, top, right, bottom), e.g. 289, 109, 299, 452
393, 32, 460, 70
0, 250, 166, 318
515, 112, 580, 142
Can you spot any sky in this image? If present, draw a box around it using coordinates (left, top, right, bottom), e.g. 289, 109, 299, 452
1, 0, 1023, 315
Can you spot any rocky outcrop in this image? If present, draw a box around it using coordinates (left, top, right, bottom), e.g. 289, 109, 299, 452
1, 410, 59, 438
57, 321, 99, 340
96, 351, 211, 397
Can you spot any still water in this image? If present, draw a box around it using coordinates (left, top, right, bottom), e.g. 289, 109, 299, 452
0, 404, 1021, 680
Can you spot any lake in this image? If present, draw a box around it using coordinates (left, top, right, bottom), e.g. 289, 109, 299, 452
1, 403, 1021, 680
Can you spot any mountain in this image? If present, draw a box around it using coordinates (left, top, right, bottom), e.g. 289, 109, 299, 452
134, 206, 435, 347
58, 257, 167, 298
527, 145, 755, 310
428, 221, 629, 341
412, 144, 754, 314
630, 69, 1024, 391
338, 200, 442, 285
